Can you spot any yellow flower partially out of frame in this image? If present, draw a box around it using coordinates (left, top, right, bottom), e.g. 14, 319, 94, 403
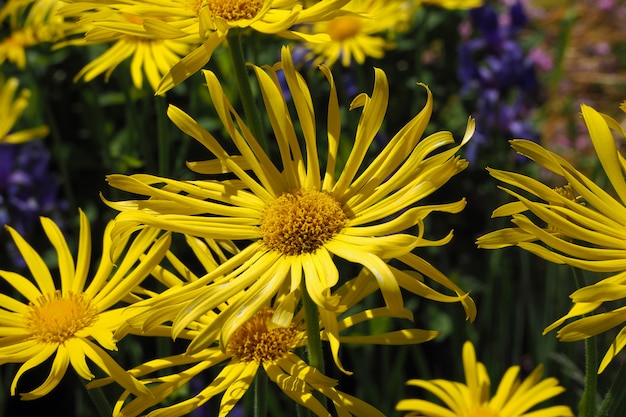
151, 0, 352, 93
396, 341, 573, 417
0, 75, 49, 144
94, 273, 438, 417
58, 0, 353, 92
0, 0, 76, 66
476, 102, 626, 372
301, 0, 411, 67
0, 209, 171, 399
56, 2, 201, 91
105, 46, 476, 359
301, 0, 482, 68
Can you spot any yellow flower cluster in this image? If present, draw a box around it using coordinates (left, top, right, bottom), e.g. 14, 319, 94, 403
1, 0, 600, 416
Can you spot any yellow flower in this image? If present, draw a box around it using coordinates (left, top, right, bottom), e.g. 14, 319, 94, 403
58, 0, 351, 91
396, 341, 573, 417
94, 276, 438, 417
105, 46, 476, 357
476, 103, 626, 372
301, 0, 412, 67
146, 0, 352, 93
0, 75, 49, 144
0, 28, 39, 69
0, 209, 171, 399
0, 0, 77, 67
57, 3, 201, 91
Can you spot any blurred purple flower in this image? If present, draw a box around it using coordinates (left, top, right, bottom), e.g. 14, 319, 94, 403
0, 141, 65, 267
458, 1, 540, 165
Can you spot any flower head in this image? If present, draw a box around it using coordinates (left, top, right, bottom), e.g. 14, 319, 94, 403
0, 0, 77, 68
299, 0, 412, 67
396, 341, 573, 417
286, 0, 484, 69
154, 0, 352, 92
95, 264, 437, 417
60, 0, 353, 92
0, 210, 170, 399
476, 102, 626, 372
56, 2, 201, 91
105, 46, 476, 358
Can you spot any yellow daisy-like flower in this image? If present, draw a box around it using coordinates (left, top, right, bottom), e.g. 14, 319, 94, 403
0, 0, 77, 68
58, 0, 350, 92
476, 103, 626, 372
56, 3, 201, 91
0, 209, 171, 399
396, 341, 574, 417
95, 275, 437, 417
301, 0, 411, 67
145, 0, 352, 93
0, 75, 49, 144
0, 28, 39, 69
105, 46, 476, 356
106, 45, 475, 355
301, 0, 481, 68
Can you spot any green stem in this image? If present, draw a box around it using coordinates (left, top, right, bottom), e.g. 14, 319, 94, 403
81, 378, 112, 417
302, 279, 327, 411
597, 358, 626, 417
155, 95, 169, 177
302, 282, 325, 373
574, 269, 597, 417
254, 369, 268, 417
226, 29, 267, 151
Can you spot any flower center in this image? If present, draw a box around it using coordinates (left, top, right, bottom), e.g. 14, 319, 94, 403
25, 291, 97, 344
548, 184, 582, 235
553, 184, 579, 202
227, 308, 300, 362
206, 0, 264, 21
327, 16, 363, 41
123, 13, 145, 25
259, 189, 347, 256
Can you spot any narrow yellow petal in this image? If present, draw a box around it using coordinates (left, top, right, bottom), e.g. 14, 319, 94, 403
5, 225, 56, 295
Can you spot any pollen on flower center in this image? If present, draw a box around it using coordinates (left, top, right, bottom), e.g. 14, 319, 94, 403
207, 0, 264, 21
259, 189, 347, 256
327, 16, 363, 41
227, 308, 300, 363
548, 184, 582, 235
25, 291, 97, 344
553, 184, 579, 203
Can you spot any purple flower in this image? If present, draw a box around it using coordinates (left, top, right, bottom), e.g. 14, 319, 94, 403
458, 1, 541, 165
0, 141, 65, 267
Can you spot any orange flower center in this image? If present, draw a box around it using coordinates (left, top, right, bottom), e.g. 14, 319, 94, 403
123, 13, 145, 25
25, 291, 97, 344
327, 16, 363, 41
207, 0, 264, 21
259, 189, 347, 256
227, 308, 300, 362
